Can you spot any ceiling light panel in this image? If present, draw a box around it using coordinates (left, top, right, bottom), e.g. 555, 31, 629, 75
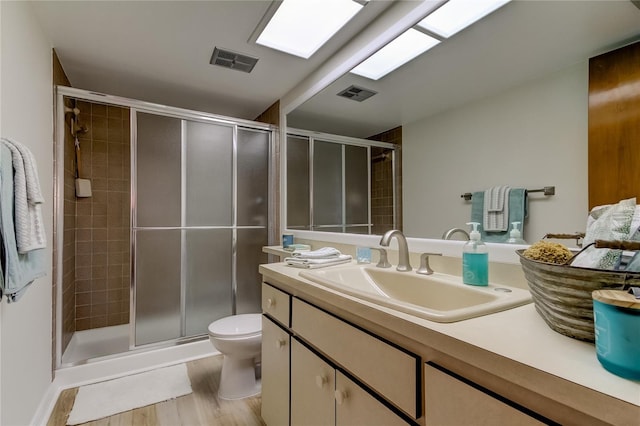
350, 29, 440, 80
417, 0, 511, 38
256, 0, 363, 59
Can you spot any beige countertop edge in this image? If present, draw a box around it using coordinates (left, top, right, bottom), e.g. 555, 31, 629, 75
259, 262, 640, 418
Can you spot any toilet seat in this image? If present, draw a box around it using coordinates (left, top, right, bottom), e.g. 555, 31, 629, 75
208, 313, 262, 338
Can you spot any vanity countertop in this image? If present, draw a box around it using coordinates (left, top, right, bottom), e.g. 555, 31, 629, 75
262, 245, 293, 258
259, 261, 640, 415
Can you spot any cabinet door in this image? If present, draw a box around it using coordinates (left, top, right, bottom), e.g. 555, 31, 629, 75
291, 338, 335, 426
261, 316, 290, 426
424, 363, 545, 426
335, 371, 408, 426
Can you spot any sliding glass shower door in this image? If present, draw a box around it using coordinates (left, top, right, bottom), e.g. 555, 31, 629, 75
134, 112, 271, 346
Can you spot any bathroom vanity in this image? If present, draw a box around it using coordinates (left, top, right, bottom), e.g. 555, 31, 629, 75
259, 262, 640, 426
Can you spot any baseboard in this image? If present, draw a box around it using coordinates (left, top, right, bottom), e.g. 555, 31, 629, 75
31, 380, 62, 426
32, 340, 217, 425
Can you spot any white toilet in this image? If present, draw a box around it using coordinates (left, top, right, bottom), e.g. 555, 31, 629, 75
208, 313, 262, 400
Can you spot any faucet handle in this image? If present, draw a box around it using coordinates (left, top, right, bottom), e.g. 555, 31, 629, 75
416, 252, 442, 275
370, 247, 391, 268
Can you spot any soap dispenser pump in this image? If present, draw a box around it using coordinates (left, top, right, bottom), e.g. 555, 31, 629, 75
507, 221, 526, 244
462, 222, 489, 286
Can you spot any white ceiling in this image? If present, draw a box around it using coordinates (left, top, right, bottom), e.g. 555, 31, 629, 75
31, 1, 640, 135
31, 0, 394, 120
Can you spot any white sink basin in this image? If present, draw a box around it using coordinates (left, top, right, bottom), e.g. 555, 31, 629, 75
299, 264, 532, 323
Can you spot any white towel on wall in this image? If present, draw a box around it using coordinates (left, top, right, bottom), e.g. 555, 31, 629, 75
0, 137, 47, 253
483, 185, 510, 232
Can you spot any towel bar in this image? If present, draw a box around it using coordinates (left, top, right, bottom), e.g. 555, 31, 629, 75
461, 186, 555, 201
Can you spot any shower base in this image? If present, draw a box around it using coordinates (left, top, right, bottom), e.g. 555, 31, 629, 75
62, 324, 129, 365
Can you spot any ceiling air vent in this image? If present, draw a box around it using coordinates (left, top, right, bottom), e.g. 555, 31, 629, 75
210, 47, 259, 73
337, 85, 377, 102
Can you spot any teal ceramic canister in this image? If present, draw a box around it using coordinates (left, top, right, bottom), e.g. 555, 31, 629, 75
592, 289, 640, 380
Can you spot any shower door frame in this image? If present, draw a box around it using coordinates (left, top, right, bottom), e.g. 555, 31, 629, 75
54, 86, 277, 368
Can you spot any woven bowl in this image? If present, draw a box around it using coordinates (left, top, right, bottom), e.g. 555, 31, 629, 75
516, 250, 639, 342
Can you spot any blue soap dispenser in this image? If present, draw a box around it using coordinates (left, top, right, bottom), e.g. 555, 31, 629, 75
462, 222, 489, 286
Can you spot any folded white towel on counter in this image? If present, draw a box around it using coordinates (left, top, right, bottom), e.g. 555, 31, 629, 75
483, 185, 510, 232
291, 247, 342, 259
285, 254, 352, 269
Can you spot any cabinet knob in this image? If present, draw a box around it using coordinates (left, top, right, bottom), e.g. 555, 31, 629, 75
276, 339, 287, 349
315, 375, 327, 388
335, 390, 348, 405
266, 298, 276, 308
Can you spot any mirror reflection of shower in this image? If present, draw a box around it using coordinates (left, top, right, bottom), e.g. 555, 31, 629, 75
286, 128, 400, 236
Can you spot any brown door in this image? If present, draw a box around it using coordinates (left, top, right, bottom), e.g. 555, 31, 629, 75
588, 40, 640, 209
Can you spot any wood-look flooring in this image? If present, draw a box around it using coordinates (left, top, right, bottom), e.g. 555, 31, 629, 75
47, 355, 265, 426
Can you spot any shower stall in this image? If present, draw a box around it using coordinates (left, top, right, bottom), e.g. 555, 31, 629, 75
54, 87, 276, 367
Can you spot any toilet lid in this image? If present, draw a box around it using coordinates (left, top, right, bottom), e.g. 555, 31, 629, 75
208, 313, 262, 338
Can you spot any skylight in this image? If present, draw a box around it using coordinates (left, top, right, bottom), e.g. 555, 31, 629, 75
417, 0, 511, 39
350, 29, 440, 80
256, 0, 364, 59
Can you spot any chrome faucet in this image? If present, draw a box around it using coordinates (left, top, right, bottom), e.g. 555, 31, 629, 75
379, 230, 412, 272
442, 227, 470, 241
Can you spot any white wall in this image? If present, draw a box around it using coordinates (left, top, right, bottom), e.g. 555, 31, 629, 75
403, 63, 589, 243
0, 2, 54, 425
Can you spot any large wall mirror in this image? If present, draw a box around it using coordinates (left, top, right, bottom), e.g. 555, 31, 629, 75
285, 0, 640, 243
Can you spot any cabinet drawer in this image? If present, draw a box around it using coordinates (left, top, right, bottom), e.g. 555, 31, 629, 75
292, 298, 420, 418
424, 363, 546, 426
262, 282, 290, 326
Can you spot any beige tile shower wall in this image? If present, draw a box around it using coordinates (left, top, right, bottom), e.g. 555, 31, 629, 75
74, 102, 131, 331
368, 126, 402, 234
